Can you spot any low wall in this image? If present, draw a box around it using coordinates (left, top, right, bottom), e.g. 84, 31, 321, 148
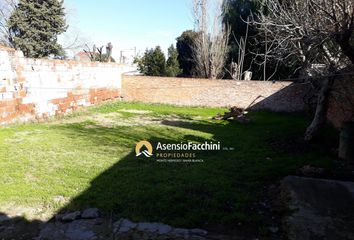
327, 77, 354, 127
0, 46, 133, 124
1, 44, 352, 128
122, 75, 354, 128
122, 75, 308, 112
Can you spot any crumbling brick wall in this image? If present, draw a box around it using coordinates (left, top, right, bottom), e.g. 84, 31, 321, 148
0, 46, 132, 124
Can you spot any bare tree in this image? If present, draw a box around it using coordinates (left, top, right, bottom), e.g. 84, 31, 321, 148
0, 0, 17, 46
57, 2, 92, 58
226, 32, 249, 80
83, 44, 95, 61
226, 21, 256, 81
254, 0, 354, 140
83, 43, 113, 63
192, 0, 230, 79
59, 27, 91, 55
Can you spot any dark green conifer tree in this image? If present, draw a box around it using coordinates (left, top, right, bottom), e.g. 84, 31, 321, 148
166, 44, 182, 77
8, 0, 67, 58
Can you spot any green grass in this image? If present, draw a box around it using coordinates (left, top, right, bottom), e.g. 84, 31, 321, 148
0, 101, 336, 230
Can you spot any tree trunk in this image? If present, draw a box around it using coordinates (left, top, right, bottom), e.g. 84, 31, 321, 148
338, 40, 354, 65
336, 27, 354, 65
304, 76, 335, 141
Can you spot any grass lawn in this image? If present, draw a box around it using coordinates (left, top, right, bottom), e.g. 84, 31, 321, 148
0, 101, 336, 231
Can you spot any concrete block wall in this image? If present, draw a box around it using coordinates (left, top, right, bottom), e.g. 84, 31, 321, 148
0, 46, 134, 124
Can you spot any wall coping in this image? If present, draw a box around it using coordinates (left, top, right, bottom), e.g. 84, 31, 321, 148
122, 75, 298, 85
0, 45, 126, 67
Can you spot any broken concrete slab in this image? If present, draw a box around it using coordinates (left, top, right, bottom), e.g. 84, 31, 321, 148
282, 176, 354, 240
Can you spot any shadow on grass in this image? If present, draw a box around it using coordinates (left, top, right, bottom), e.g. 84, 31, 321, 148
0, 112, 338, 239
59, 122, 249, 229
0, 213, 42, 240
55, 113, 335, 229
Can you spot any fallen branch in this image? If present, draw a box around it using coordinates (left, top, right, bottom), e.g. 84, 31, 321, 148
212, 95, 264, 123
213, 106, 251, 123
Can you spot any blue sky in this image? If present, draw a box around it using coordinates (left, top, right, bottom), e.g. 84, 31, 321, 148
62, 0, 194, 58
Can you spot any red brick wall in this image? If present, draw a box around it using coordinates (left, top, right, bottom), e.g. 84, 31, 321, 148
122, 75, 308, 112
122, 75, 354, 128
0, 88, 121, 124
327, 77, 354, 127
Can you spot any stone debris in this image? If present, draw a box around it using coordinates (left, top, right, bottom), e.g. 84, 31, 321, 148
171, 228, 190, 238
61, 211, 81, 222
268, 226, 279, 234
299, 165, 326, 177
113, 218, 137, 233
113, 218, 208, 239
55, 214, 64, 221
37, 219, 105, 240
190, 228, 208, 236
1, 208, 210, 240
0, 214, 11, 223
136, 222, 173, 234
81, 208, 100, 219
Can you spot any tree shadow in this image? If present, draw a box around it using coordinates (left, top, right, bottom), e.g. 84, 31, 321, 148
0, 213, 42, 240
0, 112, 337, 239
58, 121, 244, 230
249, 82, 313, 113
55, 113, 333, 228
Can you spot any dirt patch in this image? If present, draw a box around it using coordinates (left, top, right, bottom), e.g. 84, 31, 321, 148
117, 109, 152, 114
13, 130, 44, 136
53, 112, 195, 128
53, 196, 71, 205
0, 203, 54, 222
25, 173, 38, 183
4, 130, 44, 144
84, 125, 99, 129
